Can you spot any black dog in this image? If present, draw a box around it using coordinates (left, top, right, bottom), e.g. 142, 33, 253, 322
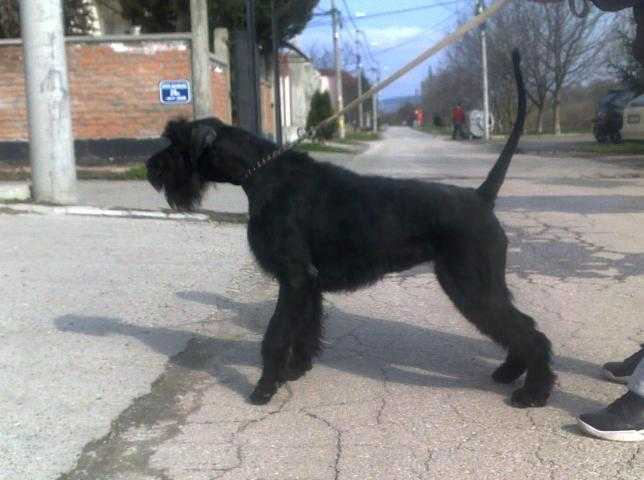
146, 51, 555, 408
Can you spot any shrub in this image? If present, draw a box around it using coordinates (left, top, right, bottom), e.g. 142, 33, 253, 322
306, 91, 338, 141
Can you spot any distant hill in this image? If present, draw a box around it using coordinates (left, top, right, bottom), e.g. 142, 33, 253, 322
380, 95, 422, 114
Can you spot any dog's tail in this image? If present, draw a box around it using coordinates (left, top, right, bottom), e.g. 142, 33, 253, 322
476, 49, 526, 204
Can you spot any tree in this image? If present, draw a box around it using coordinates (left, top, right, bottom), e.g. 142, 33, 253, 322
542, 3, 605, 134
306, 91, 337, 141
308, 42, 359, 71
0, 0, 19, 38
0, 0, 95, 38
421, 2, 609, 134
607, 12, 644, 92
484, 1, 554, 134
117, 0, 318, 49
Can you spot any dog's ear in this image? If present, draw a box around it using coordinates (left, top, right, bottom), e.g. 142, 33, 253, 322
191, 125, 217, 163
163, 119, 190, 146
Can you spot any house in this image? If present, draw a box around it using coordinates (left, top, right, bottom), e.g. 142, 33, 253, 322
278, 50, 323, 143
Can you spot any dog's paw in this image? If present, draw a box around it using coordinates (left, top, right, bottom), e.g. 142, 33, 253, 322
249, 378, 282, 405
510, 386, 550, 408
249, 386, 276, 405
492, 362, 526, 384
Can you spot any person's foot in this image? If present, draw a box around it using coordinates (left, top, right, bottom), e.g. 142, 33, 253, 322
578, 391, 644, 442
603, 346, 644, 384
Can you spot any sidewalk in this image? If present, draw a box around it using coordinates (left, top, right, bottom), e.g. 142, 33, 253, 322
1, 150, 361, 217
77, 180, 249, 215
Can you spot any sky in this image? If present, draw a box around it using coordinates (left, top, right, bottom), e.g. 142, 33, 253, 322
295, 0, 472, 100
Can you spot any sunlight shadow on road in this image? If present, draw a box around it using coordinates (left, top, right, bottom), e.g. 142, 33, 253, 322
55, 291, 610, 417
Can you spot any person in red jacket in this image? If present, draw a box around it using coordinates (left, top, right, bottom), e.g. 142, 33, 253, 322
452, 102, 466, 140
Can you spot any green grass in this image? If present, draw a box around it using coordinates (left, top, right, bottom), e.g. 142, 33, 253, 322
337, 131, 382, 143
418, 125, 452, 136
122, 164, 148, 180
576, 141, 644, 155
294, 143, 353, 154
74, 164, 148, 180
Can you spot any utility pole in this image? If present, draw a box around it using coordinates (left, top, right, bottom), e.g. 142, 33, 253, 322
477, 0, 490, 141
356, 41, 364, 130
190, 0, 213, 119
371, 69, 379, 133
271, 0, 283, 146
331, 0, 346, 139
20, 0, 77, 204
246, 0, 261, 135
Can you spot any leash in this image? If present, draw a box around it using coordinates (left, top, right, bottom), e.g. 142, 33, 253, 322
243, 0, 514, 183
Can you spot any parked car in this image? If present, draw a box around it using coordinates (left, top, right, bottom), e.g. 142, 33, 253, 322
593, 89, 636, 144
621, 93, 644, 141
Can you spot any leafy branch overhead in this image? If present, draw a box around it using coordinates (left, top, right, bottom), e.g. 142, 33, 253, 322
0, 0, 96, 38
118, 0, 319, 48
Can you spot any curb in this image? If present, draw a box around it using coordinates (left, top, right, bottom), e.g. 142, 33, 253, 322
0, 203, 249, 224
0, 182, 30, 201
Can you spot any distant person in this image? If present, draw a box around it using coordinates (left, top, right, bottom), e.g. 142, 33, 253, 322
452, 102, 466, 140
578, 346, 644, 442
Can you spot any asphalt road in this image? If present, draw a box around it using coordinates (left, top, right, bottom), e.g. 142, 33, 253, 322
1, 127, 642, 479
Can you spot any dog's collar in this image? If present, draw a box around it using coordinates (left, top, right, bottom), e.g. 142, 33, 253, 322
242, 146, 288, 184
242, 152, 275, 184
242, 129, 316, 184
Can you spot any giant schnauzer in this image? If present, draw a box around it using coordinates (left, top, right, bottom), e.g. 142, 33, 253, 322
146, 51, 555, 408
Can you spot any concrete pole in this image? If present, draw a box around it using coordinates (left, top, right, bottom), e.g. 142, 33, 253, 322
478, 0, 491, 141
331, 0, 346, 139
357, 50, 364, 130
20, 0, 77, 204
245, 0, 261, 134
190, 0, 213, 119
271, 0, 283, 145
372, 72, 379, 133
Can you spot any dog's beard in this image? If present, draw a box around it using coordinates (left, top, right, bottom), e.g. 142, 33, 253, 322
164, 172, 207, 212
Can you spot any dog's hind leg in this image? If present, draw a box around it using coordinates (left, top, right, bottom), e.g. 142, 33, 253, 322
285, 287, 323, 381
249, 272, 320, 405
434, 235, 555, 408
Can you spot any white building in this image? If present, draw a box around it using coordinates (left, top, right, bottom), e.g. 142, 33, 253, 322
279, 50, 323, 143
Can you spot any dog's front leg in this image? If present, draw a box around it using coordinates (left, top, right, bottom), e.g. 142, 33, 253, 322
249, 275, 316, 405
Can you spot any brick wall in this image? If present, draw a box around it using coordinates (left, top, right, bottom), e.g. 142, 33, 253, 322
0, 39, 231, 142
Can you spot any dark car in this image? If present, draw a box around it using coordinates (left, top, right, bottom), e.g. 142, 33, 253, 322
594, 90, 637, 144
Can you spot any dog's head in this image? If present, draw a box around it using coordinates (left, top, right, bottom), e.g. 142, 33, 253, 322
146, 117, 274, 211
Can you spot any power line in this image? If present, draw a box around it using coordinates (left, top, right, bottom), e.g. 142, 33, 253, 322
372, 9, 460, 56
354, 0, 464, 21
339, 0, 379, 71
306, 0, 464, 26
341, 0, 360, 32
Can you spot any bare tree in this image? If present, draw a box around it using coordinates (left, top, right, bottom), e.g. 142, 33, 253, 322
421, 2, 610, 134
487, 2, 555, 134
307, 42, 359, 71
543, 3, 605, 134
607, 11, 644, 91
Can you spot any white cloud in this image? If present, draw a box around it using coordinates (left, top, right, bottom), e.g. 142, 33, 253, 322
358, 26, 425, 48
295, 25, 432, 52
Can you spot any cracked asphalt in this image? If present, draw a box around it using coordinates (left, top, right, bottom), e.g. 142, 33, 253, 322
1, 127, 643, 479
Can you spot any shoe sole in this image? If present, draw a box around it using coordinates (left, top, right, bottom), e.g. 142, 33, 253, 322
602, 367, 630, 385
577, 418, 644, 442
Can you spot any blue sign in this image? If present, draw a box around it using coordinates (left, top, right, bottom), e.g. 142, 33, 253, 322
159, 80, 192, 105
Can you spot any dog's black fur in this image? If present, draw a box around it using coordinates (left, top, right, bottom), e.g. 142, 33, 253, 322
146, 51, 555, 408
